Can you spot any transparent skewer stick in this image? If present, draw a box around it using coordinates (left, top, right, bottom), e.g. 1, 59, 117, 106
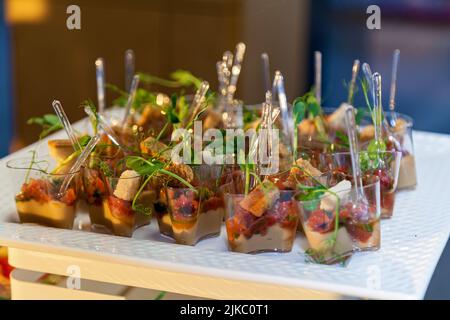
273, 71, 293, 150
347, 60, 360, 104
362, 63, 374, 103
216, 61, 228, 98
52, 100, 81, 151
227, 43, 246, 102
372, 73, 383, 142
261, 53, 271, 93
389, 49, 400, 126
84, 106, 124, 149
125, 49, 135, 93
58, 134, 100, 197
314, 51, 322, 106
95, 58, 106, 114
344, 104, 367, 203
223, 51, 233, 71
188, 81, 210, 124
121, 74, 140, 129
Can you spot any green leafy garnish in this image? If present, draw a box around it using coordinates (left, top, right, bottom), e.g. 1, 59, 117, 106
125, 155, 196, 215
108, 84, 158, 113
82, 100, 99, 134
139, 70, 202, 90
27, 114, 63, 139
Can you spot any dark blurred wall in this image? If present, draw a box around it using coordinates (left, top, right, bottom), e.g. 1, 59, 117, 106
6, 0, 309, 148
311, 0, 450, 134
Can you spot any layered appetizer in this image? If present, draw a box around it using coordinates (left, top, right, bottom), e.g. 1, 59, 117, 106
297, 178, 381, 264
7, 155, 79, 229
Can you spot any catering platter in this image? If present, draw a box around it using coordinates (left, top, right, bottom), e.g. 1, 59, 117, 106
0, 112, 450, 299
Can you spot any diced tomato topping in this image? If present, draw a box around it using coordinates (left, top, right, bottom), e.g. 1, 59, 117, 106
307, 209, 334, 234
202, 196, 224, 212
108, 195, 134, 217
346, 222, 373, 243
60, 188, 77, 206
372, 169, 393, 190
19, 179, 51, 203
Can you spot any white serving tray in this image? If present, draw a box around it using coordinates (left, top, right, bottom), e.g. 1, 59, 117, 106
1, 116, 450, 299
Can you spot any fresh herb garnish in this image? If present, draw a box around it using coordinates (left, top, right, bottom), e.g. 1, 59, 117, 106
125, 155, 196, 215
27, 114, 63, 139
138, 70, 202, 89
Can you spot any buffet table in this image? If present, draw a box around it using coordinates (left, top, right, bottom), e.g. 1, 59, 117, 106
1, 122, 450, 299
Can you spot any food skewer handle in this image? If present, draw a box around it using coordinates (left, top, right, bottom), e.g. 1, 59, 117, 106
84, 106, 124, 149
261, 53, 271, 93
125, 49, 135, 93
52, 100, 81, 151
362, 63, 374, 103
372, 72, 383, 142
121, 74, 140, 129
344, 104, 365, 200
389, 49, 400, 112
227, 42, 246, 102
314, 51, 322, 106
95, 58, 106, 114
273, 71, 292, 150
187, 81, 210, 126
58, 134, 100, 197
347, 59, 360, 104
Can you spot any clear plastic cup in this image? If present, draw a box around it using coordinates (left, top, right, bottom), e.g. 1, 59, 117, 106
297, 180, 381, 264
359, 111, 417, 189
83, 166, 153, 237
320, 150, 401, 218
163, 164, 225, 245
6, 155, 80, 229
224, 187, 299, 254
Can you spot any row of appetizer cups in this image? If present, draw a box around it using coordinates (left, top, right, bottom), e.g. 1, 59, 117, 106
6, 148, 401, 264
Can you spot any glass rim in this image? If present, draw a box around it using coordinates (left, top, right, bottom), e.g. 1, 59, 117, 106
296, 178, 380, 205
327, 150, 403, 158
321, 107, 414, 128
6, 156, 80, 177
222, 187, 298, 197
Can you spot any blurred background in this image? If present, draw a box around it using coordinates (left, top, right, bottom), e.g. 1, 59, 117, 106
1, 0, 450, 154
0, 0, 450, 299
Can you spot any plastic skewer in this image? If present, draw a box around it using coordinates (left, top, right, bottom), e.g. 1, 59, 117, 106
347, 59, 360, 104
344, 104, 366, 202
52, 100, 81, 151
121, 74, 140, 129
314, 51, 322, 106
58, 134, 100, 197
362, 63, 374, 103
125, 49, 135, 93
261, 53, 271, 93
84, 106, 124, 148
226, 42, 246, 102
389, 49, 400, 126
273, 71, 293, 150
188, 81, 210, 124
95, 58, 105, 114
372, 73, 383, 142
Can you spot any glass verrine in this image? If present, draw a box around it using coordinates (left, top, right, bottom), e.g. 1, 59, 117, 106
224, 186, 299, 254
297, 179, 381, 264
359, 111, 416, 189
321, 150, 401, 218
83, 166, 153, 237
6, 155, 80, 229
164, 164, 225, 245
385, 112, 416, 189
